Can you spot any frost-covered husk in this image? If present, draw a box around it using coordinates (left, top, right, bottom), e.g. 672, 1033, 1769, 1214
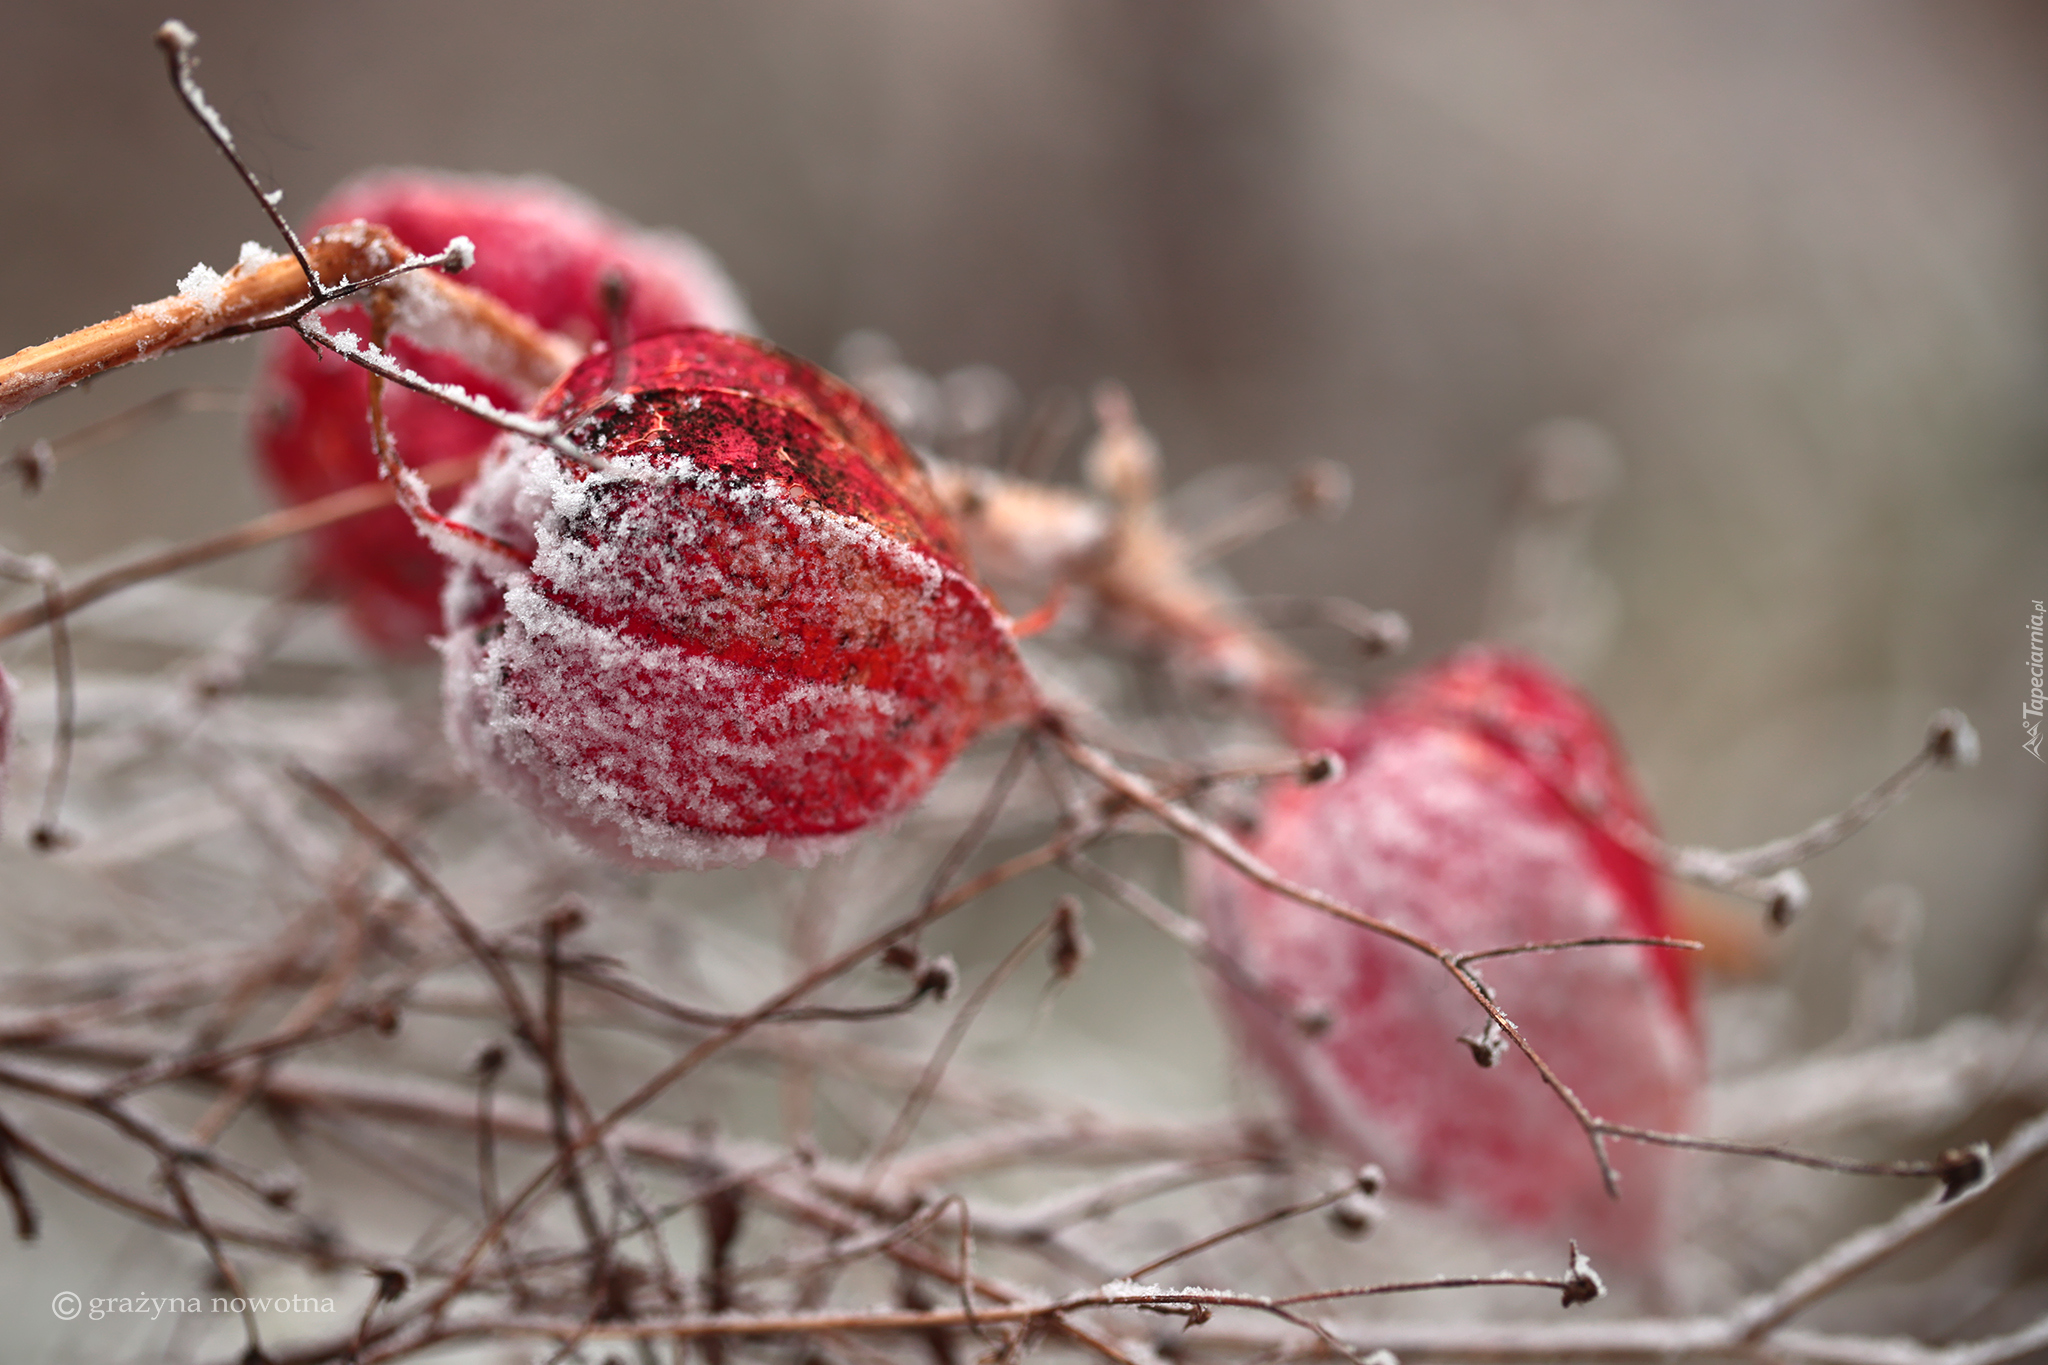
1190, 648, 1702, 1268
442, 330, 1035, 870
251, 170, 756, 653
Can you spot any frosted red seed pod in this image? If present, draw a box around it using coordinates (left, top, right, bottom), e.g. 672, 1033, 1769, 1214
251, 171, 753, 652
441, 327, 1039, 869
1191, 646, 1702, 1264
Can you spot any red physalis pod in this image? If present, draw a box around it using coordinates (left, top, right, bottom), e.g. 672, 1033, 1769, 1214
1191, 647, 1701, 1264
441, 327, 1039, 869
252, 171, 753, 652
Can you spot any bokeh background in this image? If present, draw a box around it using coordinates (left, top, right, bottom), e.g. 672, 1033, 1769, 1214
2, 2, 2046, 1352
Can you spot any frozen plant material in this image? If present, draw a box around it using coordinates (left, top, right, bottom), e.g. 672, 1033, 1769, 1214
1191, 647, 1702, 1264
175, 261, 227, 311
252, 171, 755, 652
442, 327, 1037, 869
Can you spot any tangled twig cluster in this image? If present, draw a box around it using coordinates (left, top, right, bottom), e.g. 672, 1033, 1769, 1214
0, 20, 2041, 1365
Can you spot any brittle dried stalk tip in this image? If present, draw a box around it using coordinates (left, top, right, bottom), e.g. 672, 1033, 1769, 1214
1927, 709, 1980, 769
1301, 751, 1343, 785
1560, 1241, 1604, 1307
1936, 1143, 1991, 1202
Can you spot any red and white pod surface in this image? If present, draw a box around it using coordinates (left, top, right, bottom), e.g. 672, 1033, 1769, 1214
442, 328, 1038, 869
1191, 647, 1702, 1262
252, 171, 753, 652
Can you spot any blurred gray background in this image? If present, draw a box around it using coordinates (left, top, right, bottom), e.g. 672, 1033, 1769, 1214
2, 0, 2045, 1035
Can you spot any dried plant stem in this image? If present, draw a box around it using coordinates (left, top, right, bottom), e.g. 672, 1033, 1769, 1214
930, 393, 1331, 734
1046, 717, 1628, 1187
13, 1009, 2039, 1365
863, 909, 1063, 1182
1047, 717, 1984, 1202
154, 20, 318, 294
411, 821, 1089, 1325
1061, 850, 1324, 1033
1729, 1106, 2048, 1340
7, 385, 247, 491
297, 314, 593, 468
0, 453, 480, 643
0, 225, 563, 423
0, 552, 78, 843
1121, 1178, 1363, 1281
302, 1267, 1594, 1365
1656, 710, 1978, 922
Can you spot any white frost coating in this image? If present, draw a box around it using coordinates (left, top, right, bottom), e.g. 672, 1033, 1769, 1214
1191, 718, 1701, 1261
1085, 1281, 1230, 1306
298, 315, 568, 453
1567, 1243, 1606, 1302
237, 240, 283, 270
441, 234, 476, 273
445, 595, 888, 868
158, 21, 238, 153
381, 263, 563, 401
440, 423, 1025, 871
177, 262, 226, 303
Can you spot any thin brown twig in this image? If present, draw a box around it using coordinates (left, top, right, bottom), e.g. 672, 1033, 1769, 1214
0, 224, 440, 421
413, 814, 1118, 1361
538, 909, 615, 1294
316, 1266, 1590, 1347
157, 1154, 268, 1361
297, 313, 595, 469
863, 909, 1064, 1183
0, 453, 480, 643
1046, 716, 1628, 1191
7, 385, 247, 492
1651, 710, 1978, 922
0, 1108, 42, 1240
1120, 1179, 1367, 1282
287, 766, 686, 1304
1048, 716, 1979, 1203
154, 21, 319, 297
1061, 851, 1327, 1035
1452, 935, 1705, 966
1727, 1106, 2048, 1341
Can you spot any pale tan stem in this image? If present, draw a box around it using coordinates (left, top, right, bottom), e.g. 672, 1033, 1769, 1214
0, 223, 576, 421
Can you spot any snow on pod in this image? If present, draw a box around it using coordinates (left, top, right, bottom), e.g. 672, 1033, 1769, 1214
442, 327, 1038, 869
251, 171, 754, 652
1190, 647, 1702, 1264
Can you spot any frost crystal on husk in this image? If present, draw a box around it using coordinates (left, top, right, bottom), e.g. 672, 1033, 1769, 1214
442, 328, 1035, 869
251, 170, 755, 652
1191, 648, 1702, 1263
